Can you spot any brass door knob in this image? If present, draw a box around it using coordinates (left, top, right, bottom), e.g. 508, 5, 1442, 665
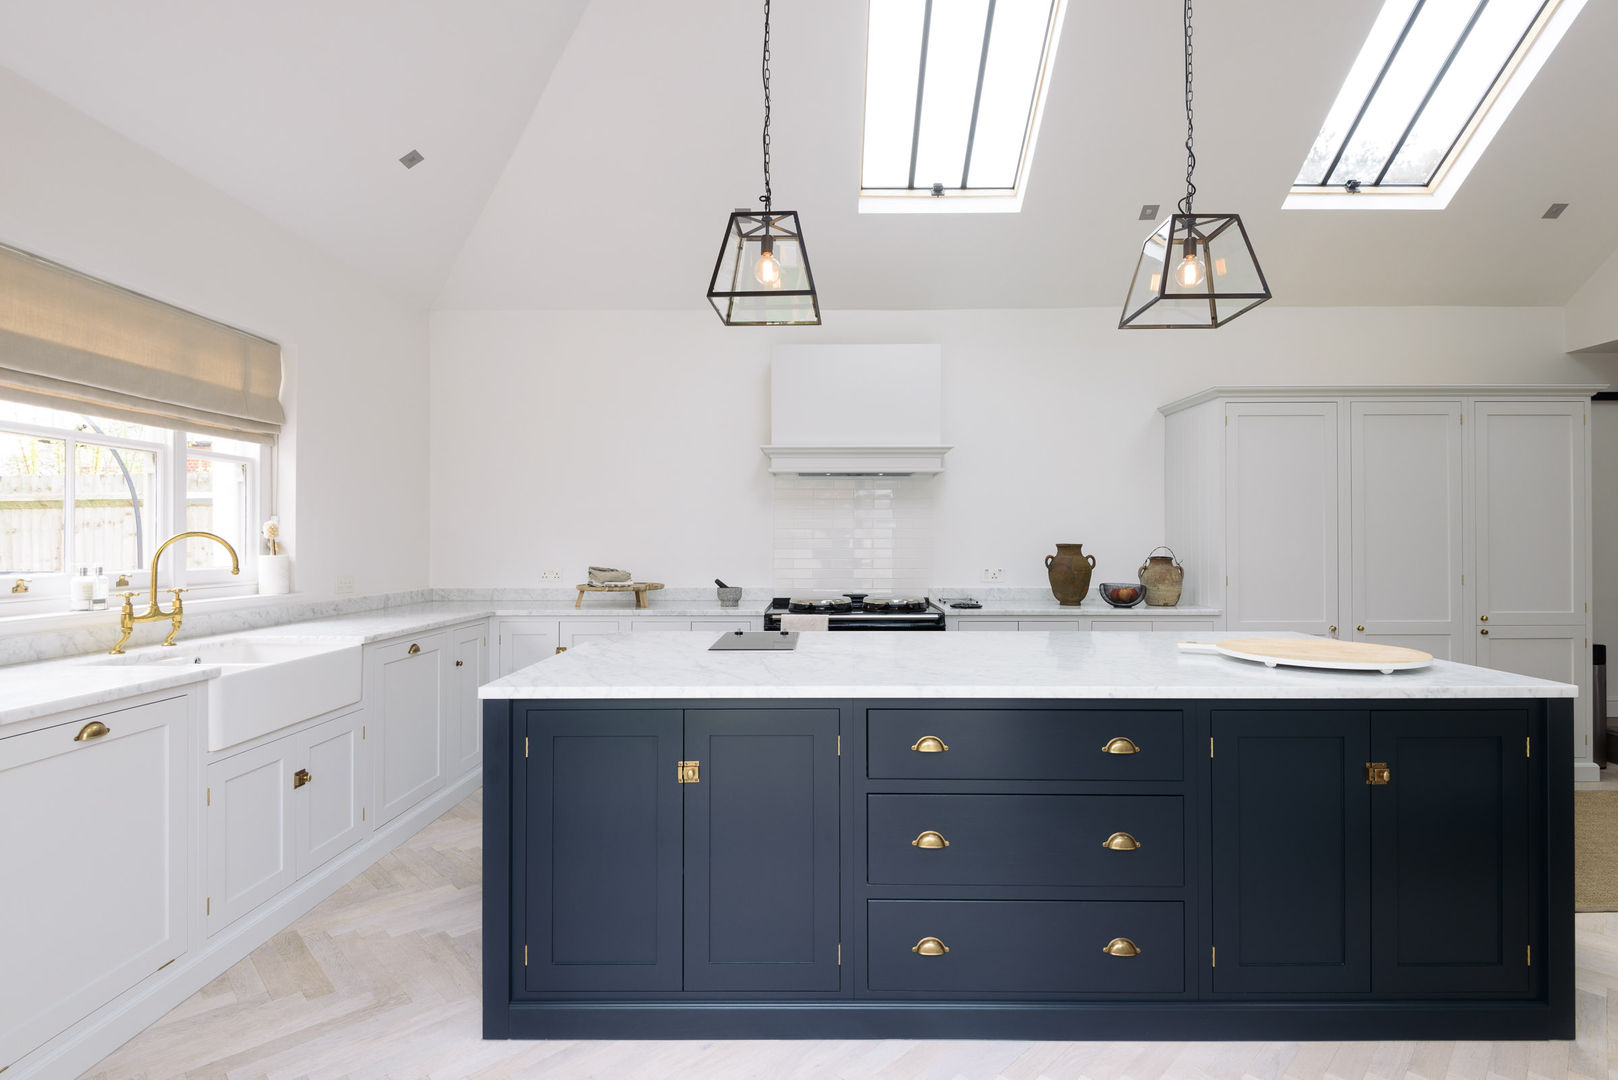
1102, 736, 1140, 755
407, 643, 421, 655
1329, 625, 1337, 635
73, 720, 111, 742
1357, 625, 1365, 632
912, 831, 949, 849
1480, 628, 1489, 636
910, 735, 949, 753
455, 659, 464, 667
912, 937, 950, 956
1102, 937, 1141, 957
1481, 614, 1489, 621
293, 768, 312, 789
555, 645, 568, 654
1102, 831, 1141, 851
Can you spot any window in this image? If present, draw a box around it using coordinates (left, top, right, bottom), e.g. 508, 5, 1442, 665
1287, 0, 1587, 209
0, 400, 270, 611
859, 0, 1066, 213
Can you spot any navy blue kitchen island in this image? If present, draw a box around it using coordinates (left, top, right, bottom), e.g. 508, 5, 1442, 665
479, 631, 1575, 1041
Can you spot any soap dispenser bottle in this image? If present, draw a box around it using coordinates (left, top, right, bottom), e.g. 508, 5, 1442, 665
70, 567, 94, 611
92, 566, 109, 610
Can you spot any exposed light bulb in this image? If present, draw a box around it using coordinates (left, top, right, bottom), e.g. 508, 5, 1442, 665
753, 250, 782, 287
1176, 252, 1205, 288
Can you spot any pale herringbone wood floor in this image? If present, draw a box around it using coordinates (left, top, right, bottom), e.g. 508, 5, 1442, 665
83, 791, 1618, 1080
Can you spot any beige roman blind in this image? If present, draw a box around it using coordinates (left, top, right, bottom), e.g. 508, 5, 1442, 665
0, 242, 283, 441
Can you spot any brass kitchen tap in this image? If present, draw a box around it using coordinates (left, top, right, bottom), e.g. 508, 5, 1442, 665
108, 531, 240, 654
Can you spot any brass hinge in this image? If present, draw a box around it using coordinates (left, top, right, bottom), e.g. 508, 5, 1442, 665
362, 807, 366, 821
524, 945, 529, 966
1209, 737, 1214, 759
838, 943, 843, 966
837, 735, 841, 757
1527, 944, 1532, 966
1365, 762, 1391, 785
206, 786, 211, 807
206, 897, 211, 916
1527, 736, 1531, 759
677, 760, 701, 784
1211, 945, 1216, 968
362, 724, 366, 740
525, 736, 530, 759
1461, 573, 1465, 585
157, 957, 176, 972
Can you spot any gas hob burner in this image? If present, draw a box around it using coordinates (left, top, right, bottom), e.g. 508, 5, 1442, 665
859, 596, 928, 613
788, 597, 853, 614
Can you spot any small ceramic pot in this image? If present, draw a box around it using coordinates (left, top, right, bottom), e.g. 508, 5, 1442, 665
716, 587, 742, 608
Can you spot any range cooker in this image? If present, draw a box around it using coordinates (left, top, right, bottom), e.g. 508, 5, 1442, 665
763, 593, 947, 631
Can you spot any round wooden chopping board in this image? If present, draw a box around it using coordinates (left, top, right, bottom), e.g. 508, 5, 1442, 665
1180, 637, 1434, 673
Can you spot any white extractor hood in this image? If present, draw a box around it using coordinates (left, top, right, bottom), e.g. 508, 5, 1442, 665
762, 344, 952, 475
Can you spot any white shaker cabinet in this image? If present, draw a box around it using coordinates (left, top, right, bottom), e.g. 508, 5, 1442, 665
496, 618, 560, 676
0, 695, 189, 1070
1224, 401, 1341, 636
298, 711, 368, 875
450, 623, 488, 779
1349, 400, 1465, 660
372, 632, 452, 826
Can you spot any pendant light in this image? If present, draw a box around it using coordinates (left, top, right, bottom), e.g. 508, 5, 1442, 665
706, 0, 821, 326
1120, 0, 1270, 330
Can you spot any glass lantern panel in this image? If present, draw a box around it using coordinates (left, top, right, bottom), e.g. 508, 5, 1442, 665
1200, 217, 1267, 296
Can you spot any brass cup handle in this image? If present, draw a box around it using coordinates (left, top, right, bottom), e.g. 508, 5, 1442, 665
1102, 937, 1141, 958
407, 643, 421, 655
293, 768, 312, 789
73, 720, 111, 742
912, 830, 950, 849
912, 937, 950, 956
910, 735, 949, 753
1102, 831, 1141, 851
1102, 736, 1140, 755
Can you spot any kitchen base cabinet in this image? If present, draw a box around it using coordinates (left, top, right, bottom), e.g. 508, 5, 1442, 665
0, 696, 189, 1070
450, 624, 488, 779
486, 697, 1571, 1041
372, 633, 452, 826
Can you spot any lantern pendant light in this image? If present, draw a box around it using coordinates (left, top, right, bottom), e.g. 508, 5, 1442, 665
707, 0, 821, 326
1120, 0, 1270, 329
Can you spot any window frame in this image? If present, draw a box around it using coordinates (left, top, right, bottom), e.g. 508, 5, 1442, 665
0, 406, 272, 614
857, 0, 1069, 215
1284, 0, 1587, 211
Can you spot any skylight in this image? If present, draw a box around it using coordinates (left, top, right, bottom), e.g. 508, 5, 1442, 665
859, 0, 1066, 214
1287, 0, 1586, 209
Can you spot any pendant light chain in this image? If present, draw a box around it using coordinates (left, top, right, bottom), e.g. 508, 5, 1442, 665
1179, 0, 1196, 216
760, 0, 773, 214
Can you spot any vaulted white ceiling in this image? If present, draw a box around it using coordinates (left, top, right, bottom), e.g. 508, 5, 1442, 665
2, 0, 1614, 311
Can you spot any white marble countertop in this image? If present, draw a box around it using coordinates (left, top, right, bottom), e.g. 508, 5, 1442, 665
479, 630, 1577, 701
0, 662, 218, 728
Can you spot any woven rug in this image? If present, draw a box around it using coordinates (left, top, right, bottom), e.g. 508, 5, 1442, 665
1576, 787, 1618, 911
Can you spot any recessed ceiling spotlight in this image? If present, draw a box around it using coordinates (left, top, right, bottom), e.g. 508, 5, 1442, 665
1139, 203, 1160, 220
399, 149, 424, 170
1542, 202, 1568, 219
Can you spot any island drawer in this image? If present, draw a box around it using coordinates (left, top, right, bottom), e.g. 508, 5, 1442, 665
866, 900, 1184, 995
867, 709, 1183, 781
867, 794, 1183, 887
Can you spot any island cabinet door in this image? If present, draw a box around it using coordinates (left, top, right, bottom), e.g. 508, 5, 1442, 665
517, 709, 683, 993
1368, 710, 1530, 996
683, 709, 842, 992
1210, 711, 1371, 995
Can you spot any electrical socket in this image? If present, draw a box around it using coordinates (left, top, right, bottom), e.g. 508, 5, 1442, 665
540, 568, 562, 582
981, 568, 1004, 582
335, 572, 355, 595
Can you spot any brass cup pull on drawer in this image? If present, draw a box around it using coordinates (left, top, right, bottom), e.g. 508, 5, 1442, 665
912, 937, 950, 956
1102, 937, 1141, 958
293, 768, 312, 789
73, 720, 111, 742
912, 831, 950, 849
407, 643, 421, 655
910, 735, 949, 753
1102, 736, 1140, 755
1102, 831, 1141, 851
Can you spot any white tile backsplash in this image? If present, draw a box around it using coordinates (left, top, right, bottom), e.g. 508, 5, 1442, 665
772, 475, 933, 595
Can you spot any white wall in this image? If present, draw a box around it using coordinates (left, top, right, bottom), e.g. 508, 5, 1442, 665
429, 304, 1618, 592
1594, 401, 1618, 709
0, 68, 429, 597
1567, 246, 1618, 354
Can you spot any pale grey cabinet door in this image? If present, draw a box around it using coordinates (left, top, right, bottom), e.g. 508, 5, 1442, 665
373, 633, 450, 826
496, 618, 560, 676
1224, 401, 1340, 635
1473, 401, 1587, 626
1349, 401, 1465, 661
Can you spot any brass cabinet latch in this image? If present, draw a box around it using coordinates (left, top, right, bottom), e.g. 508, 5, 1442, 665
1365, 762, 1391, 785
293, 768, 312, 789
677, 760, 701, 784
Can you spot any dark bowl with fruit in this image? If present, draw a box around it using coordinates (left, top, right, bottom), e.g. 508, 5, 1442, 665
1098, 582, 1146, 608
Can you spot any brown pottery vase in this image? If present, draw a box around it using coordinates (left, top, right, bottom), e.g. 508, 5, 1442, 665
1045, 543, 1096, 606
1138, 546, 1184, 606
